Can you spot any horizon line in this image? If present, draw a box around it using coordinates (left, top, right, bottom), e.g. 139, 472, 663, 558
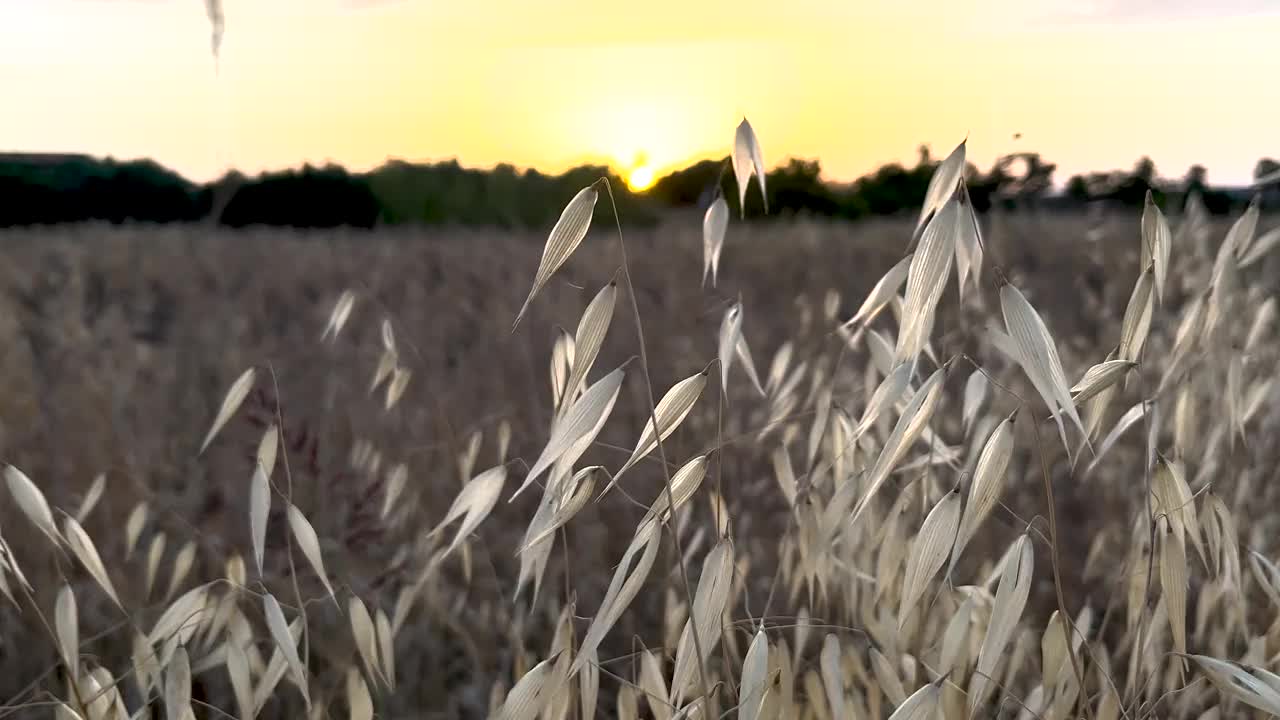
2, 148, 1265, 192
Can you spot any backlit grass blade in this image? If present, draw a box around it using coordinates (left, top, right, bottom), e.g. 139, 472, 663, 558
513, 185, 599, 330
915, 139, 965, 238
733, 118, 768, 217
704, 196, 729, 286
199, 367, 255, 454
602, 369, 708, 498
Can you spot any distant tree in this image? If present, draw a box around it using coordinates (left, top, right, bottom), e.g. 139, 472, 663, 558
968, 161, 1011, 212
1255, 158, 1280, 209
362, 160, 656, 229
1065, 175, 1090, 204
841, 150, 936, 218
1133, 157, 1157, 185
0, 153, 205, 225
1254, 158, 1279, 183
1109, 156, 1162, 206
766, 159, 839, 216
647, 158, 726, 209
1016, 154, 1057, 199
1062, 157, 1165, 208
965, 153, 1055, 212
1183, 165, 1208, 194
220, 164, 380, 228
0, 145, 1253, 227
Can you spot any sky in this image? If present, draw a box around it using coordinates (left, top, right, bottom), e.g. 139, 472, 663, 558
2, 0, 1277, 188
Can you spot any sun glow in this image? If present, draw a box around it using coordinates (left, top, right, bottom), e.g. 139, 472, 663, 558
627, 163, 656, 192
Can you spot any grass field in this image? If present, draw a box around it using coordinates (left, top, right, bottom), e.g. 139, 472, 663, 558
0, 201, 1278, 719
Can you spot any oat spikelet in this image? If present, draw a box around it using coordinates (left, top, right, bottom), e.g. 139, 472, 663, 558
999, 283, 1088, 458
321, 289, 355, 342
286, 504, 336, 602
56, 584, 78, 680
962, 369, 988, 433
916, 139, 965, 237
671, 538, 734, 705
558, 281, 617, 421
1160, 519, 1189, 657
164, 645, 192, 720
262, 593, 310, 709
968, 533, 1033, 718
385, 367, 411, 410
719, 302, 745, 398
225, 640, 254, 720
516, 366, 625, 499
374, 607, 396, 690
4, 465, 61, 544
517, 466, 601, 554
739, 629, 770, 720
704, 195, 729, 286
75, 473, 106, 524
850, 365, 946, 524
844, 253, 912, 330
431, 465, 506, 557
550, 329, 574, 411
580, 647, 600, 720
1118, 267, 1154, 362
250, 465, 270, 576
513, 185, 599, 330
888, 679, 942, 720
62, 516, 122, 609
199, 367, 255, 454
820, 634, 845, 718
955, 187, 985, 300
950, 413, 1014, 575
497, 652, 565, 720
572, 530, 662, 676
349, 596, 381, 687
125, 502, 149, 560
347, 665, 373, 720
938, 597, 973, 675
602, 369, 708, 498
1141, 191, 1172, 301
1187, 654, 1280, 715
899, 485, 961, 627
1071, 360, 1135, 405
733, 118, 768, 217
897, 198, 958, 365
257, 424, 279, 478
164, 540, 196, 602
872, 646, 909, 706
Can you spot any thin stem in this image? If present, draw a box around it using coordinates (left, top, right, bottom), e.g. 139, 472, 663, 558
14, 581, 89, 717
1031, 419, 1096, 720
601, 177, 714, 706
266, 364, 314, 681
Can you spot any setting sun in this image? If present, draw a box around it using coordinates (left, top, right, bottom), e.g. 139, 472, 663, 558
627, 163, 656, 192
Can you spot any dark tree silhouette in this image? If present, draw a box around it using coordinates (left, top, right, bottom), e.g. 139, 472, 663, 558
0, 149, 1260, 227
1254, 158, 1279, 183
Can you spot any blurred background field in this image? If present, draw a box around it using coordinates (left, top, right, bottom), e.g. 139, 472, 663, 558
1, 205, 1276, 716
5, 1, 1280, 717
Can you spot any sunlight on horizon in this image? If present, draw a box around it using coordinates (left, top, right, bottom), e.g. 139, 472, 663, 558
1, 0, 1277, 186
627, 163, 656, 192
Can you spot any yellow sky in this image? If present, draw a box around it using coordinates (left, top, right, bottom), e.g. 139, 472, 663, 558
2, 0, 1277, 185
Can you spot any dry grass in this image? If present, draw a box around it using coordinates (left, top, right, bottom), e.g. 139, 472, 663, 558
0, 204, 1277, 719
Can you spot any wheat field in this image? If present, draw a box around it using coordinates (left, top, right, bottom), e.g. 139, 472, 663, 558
0, 184, 1278, 720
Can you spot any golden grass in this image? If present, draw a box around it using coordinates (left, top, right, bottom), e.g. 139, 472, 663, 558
0, 205, 1276, 718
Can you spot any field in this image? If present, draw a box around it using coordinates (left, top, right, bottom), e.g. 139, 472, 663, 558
0, 199, 1278, 719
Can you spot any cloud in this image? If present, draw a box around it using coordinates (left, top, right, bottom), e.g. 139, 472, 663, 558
334, 0, 851, 48
1037, 0, 1280, 24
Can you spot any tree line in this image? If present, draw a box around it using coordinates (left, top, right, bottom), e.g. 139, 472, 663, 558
1, 149, 1275, 228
